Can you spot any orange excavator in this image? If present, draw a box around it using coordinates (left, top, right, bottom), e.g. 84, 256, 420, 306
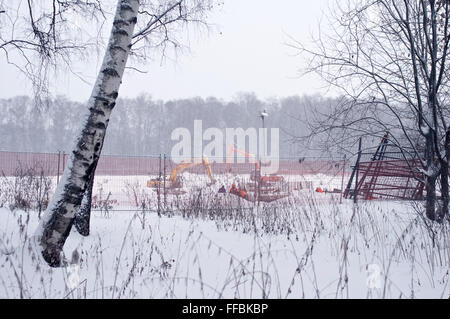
147, 157, 216, 193
226, 144, 283, 183
225, 144, 289, 202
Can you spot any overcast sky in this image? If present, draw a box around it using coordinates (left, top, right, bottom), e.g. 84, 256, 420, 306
0, 0, 332, 102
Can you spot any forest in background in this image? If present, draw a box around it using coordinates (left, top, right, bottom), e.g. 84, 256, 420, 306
0, 93, 346, 159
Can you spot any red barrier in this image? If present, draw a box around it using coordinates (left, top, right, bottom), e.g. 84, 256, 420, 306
0, 151, 347, 177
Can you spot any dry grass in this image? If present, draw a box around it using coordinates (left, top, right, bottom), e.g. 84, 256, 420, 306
0, 187, 448, 299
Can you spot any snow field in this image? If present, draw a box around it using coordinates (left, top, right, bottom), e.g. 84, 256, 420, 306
0, 197, 448, 299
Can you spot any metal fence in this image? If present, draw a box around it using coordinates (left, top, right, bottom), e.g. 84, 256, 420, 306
0, 150, 350, 210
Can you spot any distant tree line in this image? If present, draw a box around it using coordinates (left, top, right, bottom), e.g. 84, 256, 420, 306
0, 93, 343, 158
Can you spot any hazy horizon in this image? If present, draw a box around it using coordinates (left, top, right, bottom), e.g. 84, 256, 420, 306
0, 0, 333, 102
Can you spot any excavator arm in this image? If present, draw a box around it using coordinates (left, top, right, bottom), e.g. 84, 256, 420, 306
170, 157, 216, 184
226, 144, 259, 172
169, 161, 200, 183
148, 157, 216, 188
147, 161, 199, 188
202, 157, 216, 184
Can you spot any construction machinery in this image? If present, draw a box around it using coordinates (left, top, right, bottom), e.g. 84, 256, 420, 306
147, 156, 216, 194
225, 144, 289, 202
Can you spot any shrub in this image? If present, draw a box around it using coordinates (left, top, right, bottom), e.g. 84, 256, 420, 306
0, 161, 52, 216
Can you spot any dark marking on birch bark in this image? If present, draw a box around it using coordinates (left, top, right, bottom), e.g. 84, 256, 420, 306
108, 91, 119, 99
113, 19, 130, 27
94, 96, 110, 103
72, 149, 88, 161
89, 107, 105, 116
110, 45, 127, 53
81, 161, 90, 168
42, 246, 62, 267
120, 3, 134, 12
93, 122, 106, 130
65, 184, 84, 196
62, 193, 84, 205
85, 159, 97, 177
113, 29, 129, 36
83, 130, 96, 138
78, 141, 90, 151
60, 216, 75, 241
128, 16, 137, 24
94, 142, 101, 152
101, 68, 120, 77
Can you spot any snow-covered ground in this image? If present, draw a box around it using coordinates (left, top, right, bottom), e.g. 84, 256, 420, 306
0, 197, 448, 299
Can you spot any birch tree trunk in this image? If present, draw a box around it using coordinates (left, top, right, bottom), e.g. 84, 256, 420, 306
74, 169, 95, 236
35, 0, 139, 267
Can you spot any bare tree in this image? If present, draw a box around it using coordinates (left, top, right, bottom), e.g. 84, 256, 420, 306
290, 0, 449, 221
0, 0, 106, 106
29, 0, 218, 267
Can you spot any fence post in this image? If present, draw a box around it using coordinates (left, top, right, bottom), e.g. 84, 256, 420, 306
254, 162, 257, 205
163, 153, 167, 209
57, 151, 61, 184
157, 154, 161, 217
354, 138, 362, 204
257, 161, 261, 206
340, 154, 346, 204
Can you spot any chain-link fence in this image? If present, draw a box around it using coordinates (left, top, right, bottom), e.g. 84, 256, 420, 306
0, 151, 351, 211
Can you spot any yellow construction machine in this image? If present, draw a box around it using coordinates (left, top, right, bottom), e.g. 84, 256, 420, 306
147, 157, 216, 193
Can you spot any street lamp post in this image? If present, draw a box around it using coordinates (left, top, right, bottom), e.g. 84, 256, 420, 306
259, 109, 268, 171
258, 110, 268, 204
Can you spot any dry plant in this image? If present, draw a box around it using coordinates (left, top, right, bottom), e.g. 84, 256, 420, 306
0, 161, 52, 217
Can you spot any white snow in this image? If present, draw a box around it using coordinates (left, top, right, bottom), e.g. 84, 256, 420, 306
0, 196, 448, 299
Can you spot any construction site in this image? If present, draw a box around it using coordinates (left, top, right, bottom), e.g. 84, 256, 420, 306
0, 133, 440, 213
1, 133, 441, 215
0, 148, 349, 213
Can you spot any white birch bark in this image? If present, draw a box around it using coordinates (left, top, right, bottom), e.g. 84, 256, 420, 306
35, 0, 139, 267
